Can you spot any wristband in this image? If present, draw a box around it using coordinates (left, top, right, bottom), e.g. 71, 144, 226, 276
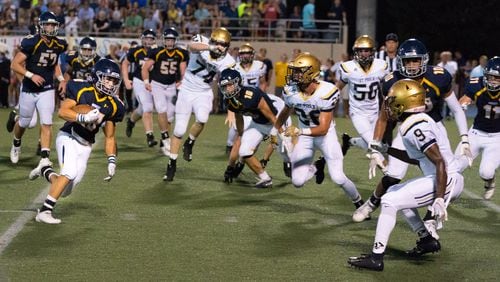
301, 128, 312, 135
144, 80, 151, 85
108, 155, 117, 164
460, 134, 469, 143
25, 71, 34, 79
77, 113, 85, 123
57, 75, 65, 82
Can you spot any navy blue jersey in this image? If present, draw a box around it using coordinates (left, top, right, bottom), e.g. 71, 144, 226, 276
383, 65, 452, 122
61, 80, 126, 144
20, 34, 68, 92
227, 86, 277, 124
126, 46, 148, 80
147, 47, 187, 85
176, 47, 189, 81
465, 77, 500, 133
65, 51, 101, 81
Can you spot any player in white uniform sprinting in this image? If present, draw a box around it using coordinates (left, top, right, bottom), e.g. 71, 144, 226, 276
273, 53, 363, 208
348, 79, 464, 271
164, 27, 235, 181
337, 35, 388, 155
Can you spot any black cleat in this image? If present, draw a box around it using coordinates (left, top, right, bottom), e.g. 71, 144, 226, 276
225, 145, 232, 155
147, 134, 158, 147
183, 138, 194, 161
283, 162, 292, 178
314, 157, 326, 184
163, 159, 177, 181
125, 118, 135, 137
348, 253, 384, 271
6, 110, 17, 133
224, 165, 234, 183
233, 161, 245, 178
341, 133, 351, 156
406, 236, 441, 257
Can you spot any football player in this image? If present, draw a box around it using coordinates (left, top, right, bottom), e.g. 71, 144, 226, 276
141, 27, 188, 156
273, 53, 363, 208
164, 27, 235, 181
348, 79, 464, 271
353, 39, 470, 229
336, 35, 388, 155
219, 69, 285, 188
457, 56, 500, 200
63, 36, 100, 81
30, 59, 126, 224
122, 29, 158, 147
9, 11, 68, 171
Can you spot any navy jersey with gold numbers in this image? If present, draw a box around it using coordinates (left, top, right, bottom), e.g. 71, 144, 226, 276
65, 51, 101, 81
126, 46, 148, 80
147, 47, 187, 85
465, 77, 500, 133
177, 48, 189, 81
20, 34, 68, 92
383, 65, 452, 122
226, 86, 277, 124
61, 80, 126, 144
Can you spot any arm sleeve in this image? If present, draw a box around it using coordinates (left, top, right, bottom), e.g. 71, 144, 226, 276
445, 92, 469, 136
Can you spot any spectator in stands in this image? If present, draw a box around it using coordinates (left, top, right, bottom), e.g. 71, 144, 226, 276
123, 8, 143, 35
182, 3, 195, 24
249, 5, 261, 39
96, 1, 111, 16
328, 0, 346, 24
65, 9, 79, 37
261, 0, 280, 37
287, 5, 302, 40
110, 1, 123, 33
302, 0, 317, 38
470, 55, 488, 78
0, 44, 10, 108
238, 0, 251, 18
93, 10, 111, 36
183, 16, 200, 36
194, 2, 211, 28
0, 5, 15, 35
18, 0, 32, 30
131, 0, 148, 8
167, 2, 182, 28
221, 0, 239, 37
176, 0, 190, 11
274, 52, 288, 97
78, 0, 95, 33
143, 10, 161, 32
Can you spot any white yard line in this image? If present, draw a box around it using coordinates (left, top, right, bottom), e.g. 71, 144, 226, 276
461, 189, 500, 213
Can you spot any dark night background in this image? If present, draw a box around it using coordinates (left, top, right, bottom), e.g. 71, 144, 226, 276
288, 0, 499, 61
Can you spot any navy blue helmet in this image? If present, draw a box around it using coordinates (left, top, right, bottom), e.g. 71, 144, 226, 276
38, 11, 59, 37
91, 59, 122, 96
141, 29, 156, 48
396, 38, 429, 78
484, 56, 500, 92
218, 68, 242, 99
163, 27, 179, 50
79, 37, 97, 61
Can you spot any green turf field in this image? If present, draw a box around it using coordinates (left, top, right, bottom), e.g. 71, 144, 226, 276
0, 108, 499, 281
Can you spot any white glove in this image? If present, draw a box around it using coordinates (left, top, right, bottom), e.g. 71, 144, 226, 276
459, 135, 473, 167
431, 197, 447, 224
104, 155, 116, 181
366, 150, 387, 179
78, 109, 100, 124
284, 125, 301, 137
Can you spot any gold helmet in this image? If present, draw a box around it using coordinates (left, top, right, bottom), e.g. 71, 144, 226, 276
210, 28, 231, 58
286, 52, 320, 89
353, 35, 376, 67
385, 79, 426, 121
238, 43, 255, 64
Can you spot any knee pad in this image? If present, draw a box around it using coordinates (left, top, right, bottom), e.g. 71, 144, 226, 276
381, 175, 401, 190
19, 116, 35, 128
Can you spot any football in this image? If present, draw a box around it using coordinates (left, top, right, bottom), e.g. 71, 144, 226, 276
72, 104, 94, 114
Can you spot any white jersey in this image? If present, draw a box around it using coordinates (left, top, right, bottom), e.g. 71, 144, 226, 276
235, 60, 266, 88
283, 81, 339, 128
339, 58, 388, 115
181, 35, 235, 93
399, 113, 460, 176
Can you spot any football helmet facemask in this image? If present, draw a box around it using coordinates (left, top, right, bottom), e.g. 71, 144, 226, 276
219, 68, 242, 100
141, 29, 157, 49
353, 35, 376, 67
209, 27, 231, 58
286, 53, 321, 90
397, 38, 429, 78
79, 37, 97, 62
163, 27, 179, 50
484, 56, 500, 92
238, 43, 255, 65
385, 79, 426, 121
91, 59, 122, 96
39, 11, 59, 37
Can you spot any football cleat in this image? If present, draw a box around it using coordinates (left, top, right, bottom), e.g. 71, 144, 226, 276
348, 253, 384, 271
6, 110, 17, 132
406, 236, 441, 257
255, 178, 272, 188
283, 162, 292, 178
160, 138, 171, 156
147, 134, 158, 147
163, 159, 177, 181
352, 200, 375, 222
424, 219, 439, 240
484, 185, 495, 200
125, 118, 135, 137
233, 161, 245, 178
314, 157, 325, 184
35, 209, 61, 224
224, 165, 234, 183
183, 139, 194, 162
10, 145, 21, 164
29, 158, 53, 180
341, 133, 351, 156
225, 145, 232, 155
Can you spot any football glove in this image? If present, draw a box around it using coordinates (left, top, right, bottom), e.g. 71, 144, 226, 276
104, 155, 116, 182
366, 149, 387, 180
368, 140, 388, 154
77, 109, 100, 124
431, 197, 447, 225
284, 125, 301, 137
458, 134, 473, 167
224, 165, 234, 183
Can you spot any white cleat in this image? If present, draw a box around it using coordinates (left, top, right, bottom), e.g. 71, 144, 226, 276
255, 178, 272, 188
424, 219, 440, 240
484, 187, 495, 200
160, 138, 171, 156
10, 145, 21, 164
35, 209, 61, 224
29, 158, 53, 180
352, 201, 375, 222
